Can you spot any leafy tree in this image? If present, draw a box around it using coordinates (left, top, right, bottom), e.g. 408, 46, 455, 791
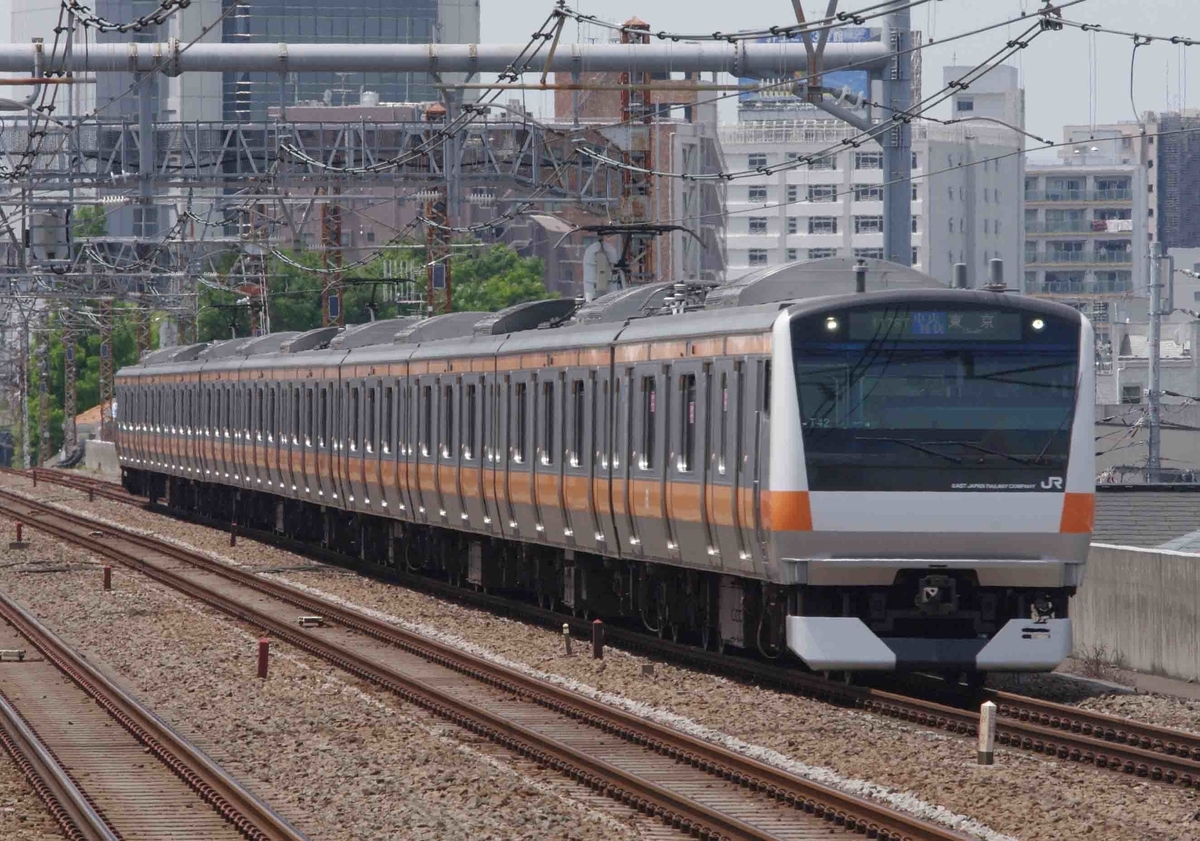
452, 246, 551, 312
72, 205, 108, 239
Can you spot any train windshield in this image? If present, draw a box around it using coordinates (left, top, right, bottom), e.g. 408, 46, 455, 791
791, 303, 1080, 492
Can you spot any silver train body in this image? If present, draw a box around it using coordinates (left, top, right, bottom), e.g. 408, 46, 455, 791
117, 263, 1095, 673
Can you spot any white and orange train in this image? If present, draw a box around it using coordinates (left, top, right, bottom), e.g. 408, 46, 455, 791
117, 261, 1094, 676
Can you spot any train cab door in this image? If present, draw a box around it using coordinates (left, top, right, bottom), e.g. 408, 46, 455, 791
667, 361, 713, 568
709, 360, 746, 569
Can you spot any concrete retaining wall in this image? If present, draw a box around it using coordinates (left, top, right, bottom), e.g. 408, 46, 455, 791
1072, 543, 1200, 682
82, 440, 120, 478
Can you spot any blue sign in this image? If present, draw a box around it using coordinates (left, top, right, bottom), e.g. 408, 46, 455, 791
739, 27, 875, 104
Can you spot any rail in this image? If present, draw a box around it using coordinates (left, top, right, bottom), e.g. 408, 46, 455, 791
10, 467, 1200, 790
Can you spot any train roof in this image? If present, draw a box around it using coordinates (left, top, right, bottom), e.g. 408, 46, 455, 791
119, 258, 1081, 378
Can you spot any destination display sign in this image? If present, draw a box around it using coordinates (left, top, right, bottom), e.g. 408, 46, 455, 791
847, 310, 1024, 341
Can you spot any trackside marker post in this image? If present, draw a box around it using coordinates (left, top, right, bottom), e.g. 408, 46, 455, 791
562, 623, 572, 656
257, 638, 270, 679
102, 566, 111, 591
979, 700, 996, 765
592, 619, 604, 659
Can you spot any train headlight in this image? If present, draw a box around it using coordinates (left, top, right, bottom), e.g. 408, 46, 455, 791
1031, 317, 1046, 331
825, 316, 839, 332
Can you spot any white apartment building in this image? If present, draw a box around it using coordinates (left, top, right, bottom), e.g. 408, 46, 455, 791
721, 119, 1023, 286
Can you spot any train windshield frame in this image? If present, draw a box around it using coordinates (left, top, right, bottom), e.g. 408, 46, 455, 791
791, 302, 1080, 492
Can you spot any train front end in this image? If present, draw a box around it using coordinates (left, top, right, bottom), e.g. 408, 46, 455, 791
768, 290, 1093, 673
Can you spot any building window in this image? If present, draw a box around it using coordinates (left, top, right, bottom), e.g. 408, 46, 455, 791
854, 248, 884, 259
786, 185, 799, 204
949, 218, 955, 233
787, 248, 799, 261
948, 186, 954, 200
785, 151, 800, 162
984, 219, 990, 234
854, 150, 883, 169
854, 215, 884, 234
956, 98, 974, 112
808, 184, 838, 202
911, 151, 919, 170
808, 248, 838, 259
809, 154, 837, 171
911, 216, 919, 233
748, 249, 769, 266
787, 217, 799, 234
749, 217, 768, 234
749, 185, 768, 202
853, 183, 884, 201
1121, 385, 1142, 405
911, 247, 919, 266
808, 217, 838, 234
747, 152, 768, 169
912, 184, 919, 201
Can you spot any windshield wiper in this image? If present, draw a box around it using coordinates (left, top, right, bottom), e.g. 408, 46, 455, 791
854, 436, 963, 464
942, 440, 1041, 466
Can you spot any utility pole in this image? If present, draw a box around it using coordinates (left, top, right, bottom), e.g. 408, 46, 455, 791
62, 317, 77, 454
98, 299, 114, 442
1148, 241, 1163, 482
37, 327, 49, 466
882, 0, 913, 265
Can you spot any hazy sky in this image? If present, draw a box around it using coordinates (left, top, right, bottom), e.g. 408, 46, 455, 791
3, 0, 1198, 145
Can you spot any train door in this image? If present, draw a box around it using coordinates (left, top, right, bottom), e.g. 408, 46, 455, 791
630, 363, 669, 557
532, 368, 566, 543
313, 381, 333, 503
612, 367, 639, 555
300, 383, 316, 499
460, 375, 486, 530
561, 371, 590, 551
365, 378, 384, 510
592, 366, 618, 556
667, 360, 713, 567
438, 377, 463, 525
507, 372, 537, 536
709, 361, 746, 568
344, 380, 365, 506
734, 359, 767, 573
480, 375, 505, 538
395, 376, 416, 519
380, 380, 399, 514
413, 376, 437, 523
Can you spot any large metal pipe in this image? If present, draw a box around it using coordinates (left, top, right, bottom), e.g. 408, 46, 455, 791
0, 41, 889, 76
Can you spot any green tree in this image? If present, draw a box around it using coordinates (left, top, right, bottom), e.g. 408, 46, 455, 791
72, 204, 108, 239
452, 246, 551, 312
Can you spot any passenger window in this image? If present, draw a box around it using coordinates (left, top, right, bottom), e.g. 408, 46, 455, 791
464, 384, 477, 460
268, 389, 276, 442
421, 385, 432, 457
350, 387, 360, 452
718, 372, 728, 475
383, 386, 394, 454
542, 381, 555, 466
514, 382, 527, 463
679, 373, 696, 472
366, 387, 376, 454
442, 385, 454, 458
319, 387, 328, 448
640, 376, 656, 470
570, 380, 584, 467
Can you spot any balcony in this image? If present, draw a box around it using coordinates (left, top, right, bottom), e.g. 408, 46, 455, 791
1029, 279, 1135, 296
1025, 250, 1134, 265
1024, 189, 1133, 202
1025, 219, 1136, 235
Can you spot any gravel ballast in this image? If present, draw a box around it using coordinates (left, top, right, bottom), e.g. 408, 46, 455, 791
6, 475, 1200, 840
0, 512, 653, 840
0, 751, 66, 840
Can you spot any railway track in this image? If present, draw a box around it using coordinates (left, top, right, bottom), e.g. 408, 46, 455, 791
0, 585, 305, 841
12, 467, 1200, 790
0, 484, 966, 841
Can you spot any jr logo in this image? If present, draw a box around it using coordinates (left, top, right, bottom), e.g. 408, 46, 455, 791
1040, 477, 1064, 490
